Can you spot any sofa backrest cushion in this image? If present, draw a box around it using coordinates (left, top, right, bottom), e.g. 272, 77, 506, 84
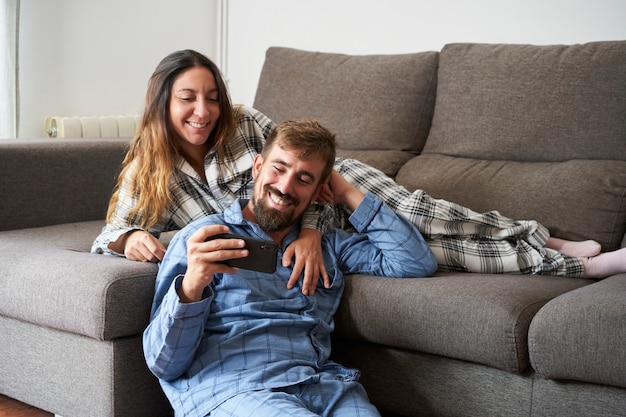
253, 47, 439, 154
0, 138, 128, 231
397, 42, 626, 251
423, 41, 626, 162
396, 153, 626, 251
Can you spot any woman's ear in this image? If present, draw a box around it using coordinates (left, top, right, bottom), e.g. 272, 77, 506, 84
252, 154, 264, 179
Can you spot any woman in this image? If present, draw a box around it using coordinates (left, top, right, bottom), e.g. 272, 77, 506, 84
92, 49, 330, 294
93, 49, 625, 283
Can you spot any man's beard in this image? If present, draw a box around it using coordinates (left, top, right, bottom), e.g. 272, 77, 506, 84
253, 185, 301, 232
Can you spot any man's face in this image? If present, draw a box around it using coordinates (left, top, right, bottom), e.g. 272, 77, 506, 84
251, 145, 325, 232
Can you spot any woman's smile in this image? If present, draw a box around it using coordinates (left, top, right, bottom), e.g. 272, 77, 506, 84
187, 121, 209, 129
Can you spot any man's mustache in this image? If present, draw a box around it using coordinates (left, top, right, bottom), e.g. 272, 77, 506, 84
262, 185, 299, 206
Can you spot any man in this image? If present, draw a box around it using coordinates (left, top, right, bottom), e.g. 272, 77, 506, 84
143, 119, 437, 417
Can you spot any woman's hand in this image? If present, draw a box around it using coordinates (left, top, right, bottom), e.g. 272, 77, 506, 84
110, 230, 167, 262
283, 228, 330, 295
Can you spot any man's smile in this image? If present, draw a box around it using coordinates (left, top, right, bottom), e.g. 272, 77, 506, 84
265, 186, 298, 210
269, 191, 290, 207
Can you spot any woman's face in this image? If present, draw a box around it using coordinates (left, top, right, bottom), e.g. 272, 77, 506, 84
169, 66, 221, 148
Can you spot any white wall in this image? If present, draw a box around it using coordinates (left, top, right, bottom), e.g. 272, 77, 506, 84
18, 0, 219, 138
18, 0, 626, 138
226, 0, 626, 107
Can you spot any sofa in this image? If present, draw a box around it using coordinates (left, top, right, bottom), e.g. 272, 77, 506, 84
1, 41, 624, 417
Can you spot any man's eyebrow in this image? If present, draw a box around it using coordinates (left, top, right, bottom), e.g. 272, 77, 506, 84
271, 158, 317, 182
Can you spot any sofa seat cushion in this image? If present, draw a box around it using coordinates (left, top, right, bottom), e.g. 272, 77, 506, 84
0, 221, 158, 341
253, 47, 439, 154
395, 153, 626, 251
529, 274, 626, 388
334, 273, 591, 373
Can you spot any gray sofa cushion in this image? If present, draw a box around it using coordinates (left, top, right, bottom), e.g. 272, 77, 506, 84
334, 273, 591, 373
530, 377, 626, 416
401, 41, 626, 252
0, 138, 128, 232
424, 41, 626, 162
0, 221, 158, 340
335, 149, 415, 178
253, 47, 439, 154
396, 154, 626, 251
529, 274, 626, 389
0, 315, 171, 417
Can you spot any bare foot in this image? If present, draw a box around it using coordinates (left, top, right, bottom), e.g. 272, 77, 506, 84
546, 237, 602, 257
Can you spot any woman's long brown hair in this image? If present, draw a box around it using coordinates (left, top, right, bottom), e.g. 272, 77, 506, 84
106, 49, 239, 230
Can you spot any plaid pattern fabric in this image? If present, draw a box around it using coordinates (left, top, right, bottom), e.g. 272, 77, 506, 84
92, 107, 328, 255
92, 105, 583, 277
333, 157, 584, 277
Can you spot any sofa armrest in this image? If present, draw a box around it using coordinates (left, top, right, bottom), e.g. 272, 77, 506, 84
0, 221, 158, 340
529, 274, 626, 389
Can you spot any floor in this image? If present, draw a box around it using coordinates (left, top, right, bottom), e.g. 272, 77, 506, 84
0, 393, 404, 417
0, 395, 53, 417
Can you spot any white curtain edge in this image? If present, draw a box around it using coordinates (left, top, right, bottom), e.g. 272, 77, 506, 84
0, 0, 20, 139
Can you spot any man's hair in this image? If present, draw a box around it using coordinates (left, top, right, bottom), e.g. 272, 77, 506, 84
263, 119, 337, 183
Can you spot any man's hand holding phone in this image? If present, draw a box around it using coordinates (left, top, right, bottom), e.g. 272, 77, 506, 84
178, 225, 278, 303
178, 225, 248, 303
205, 233, 278, 274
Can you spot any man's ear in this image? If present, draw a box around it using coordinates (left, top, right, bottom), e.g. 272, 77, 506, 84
252, 154, 264, 179
311, 183, 325, 204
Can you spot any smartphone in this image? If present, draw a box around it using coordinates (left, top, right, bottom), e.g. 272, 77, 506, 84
205, 233, 278, 274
